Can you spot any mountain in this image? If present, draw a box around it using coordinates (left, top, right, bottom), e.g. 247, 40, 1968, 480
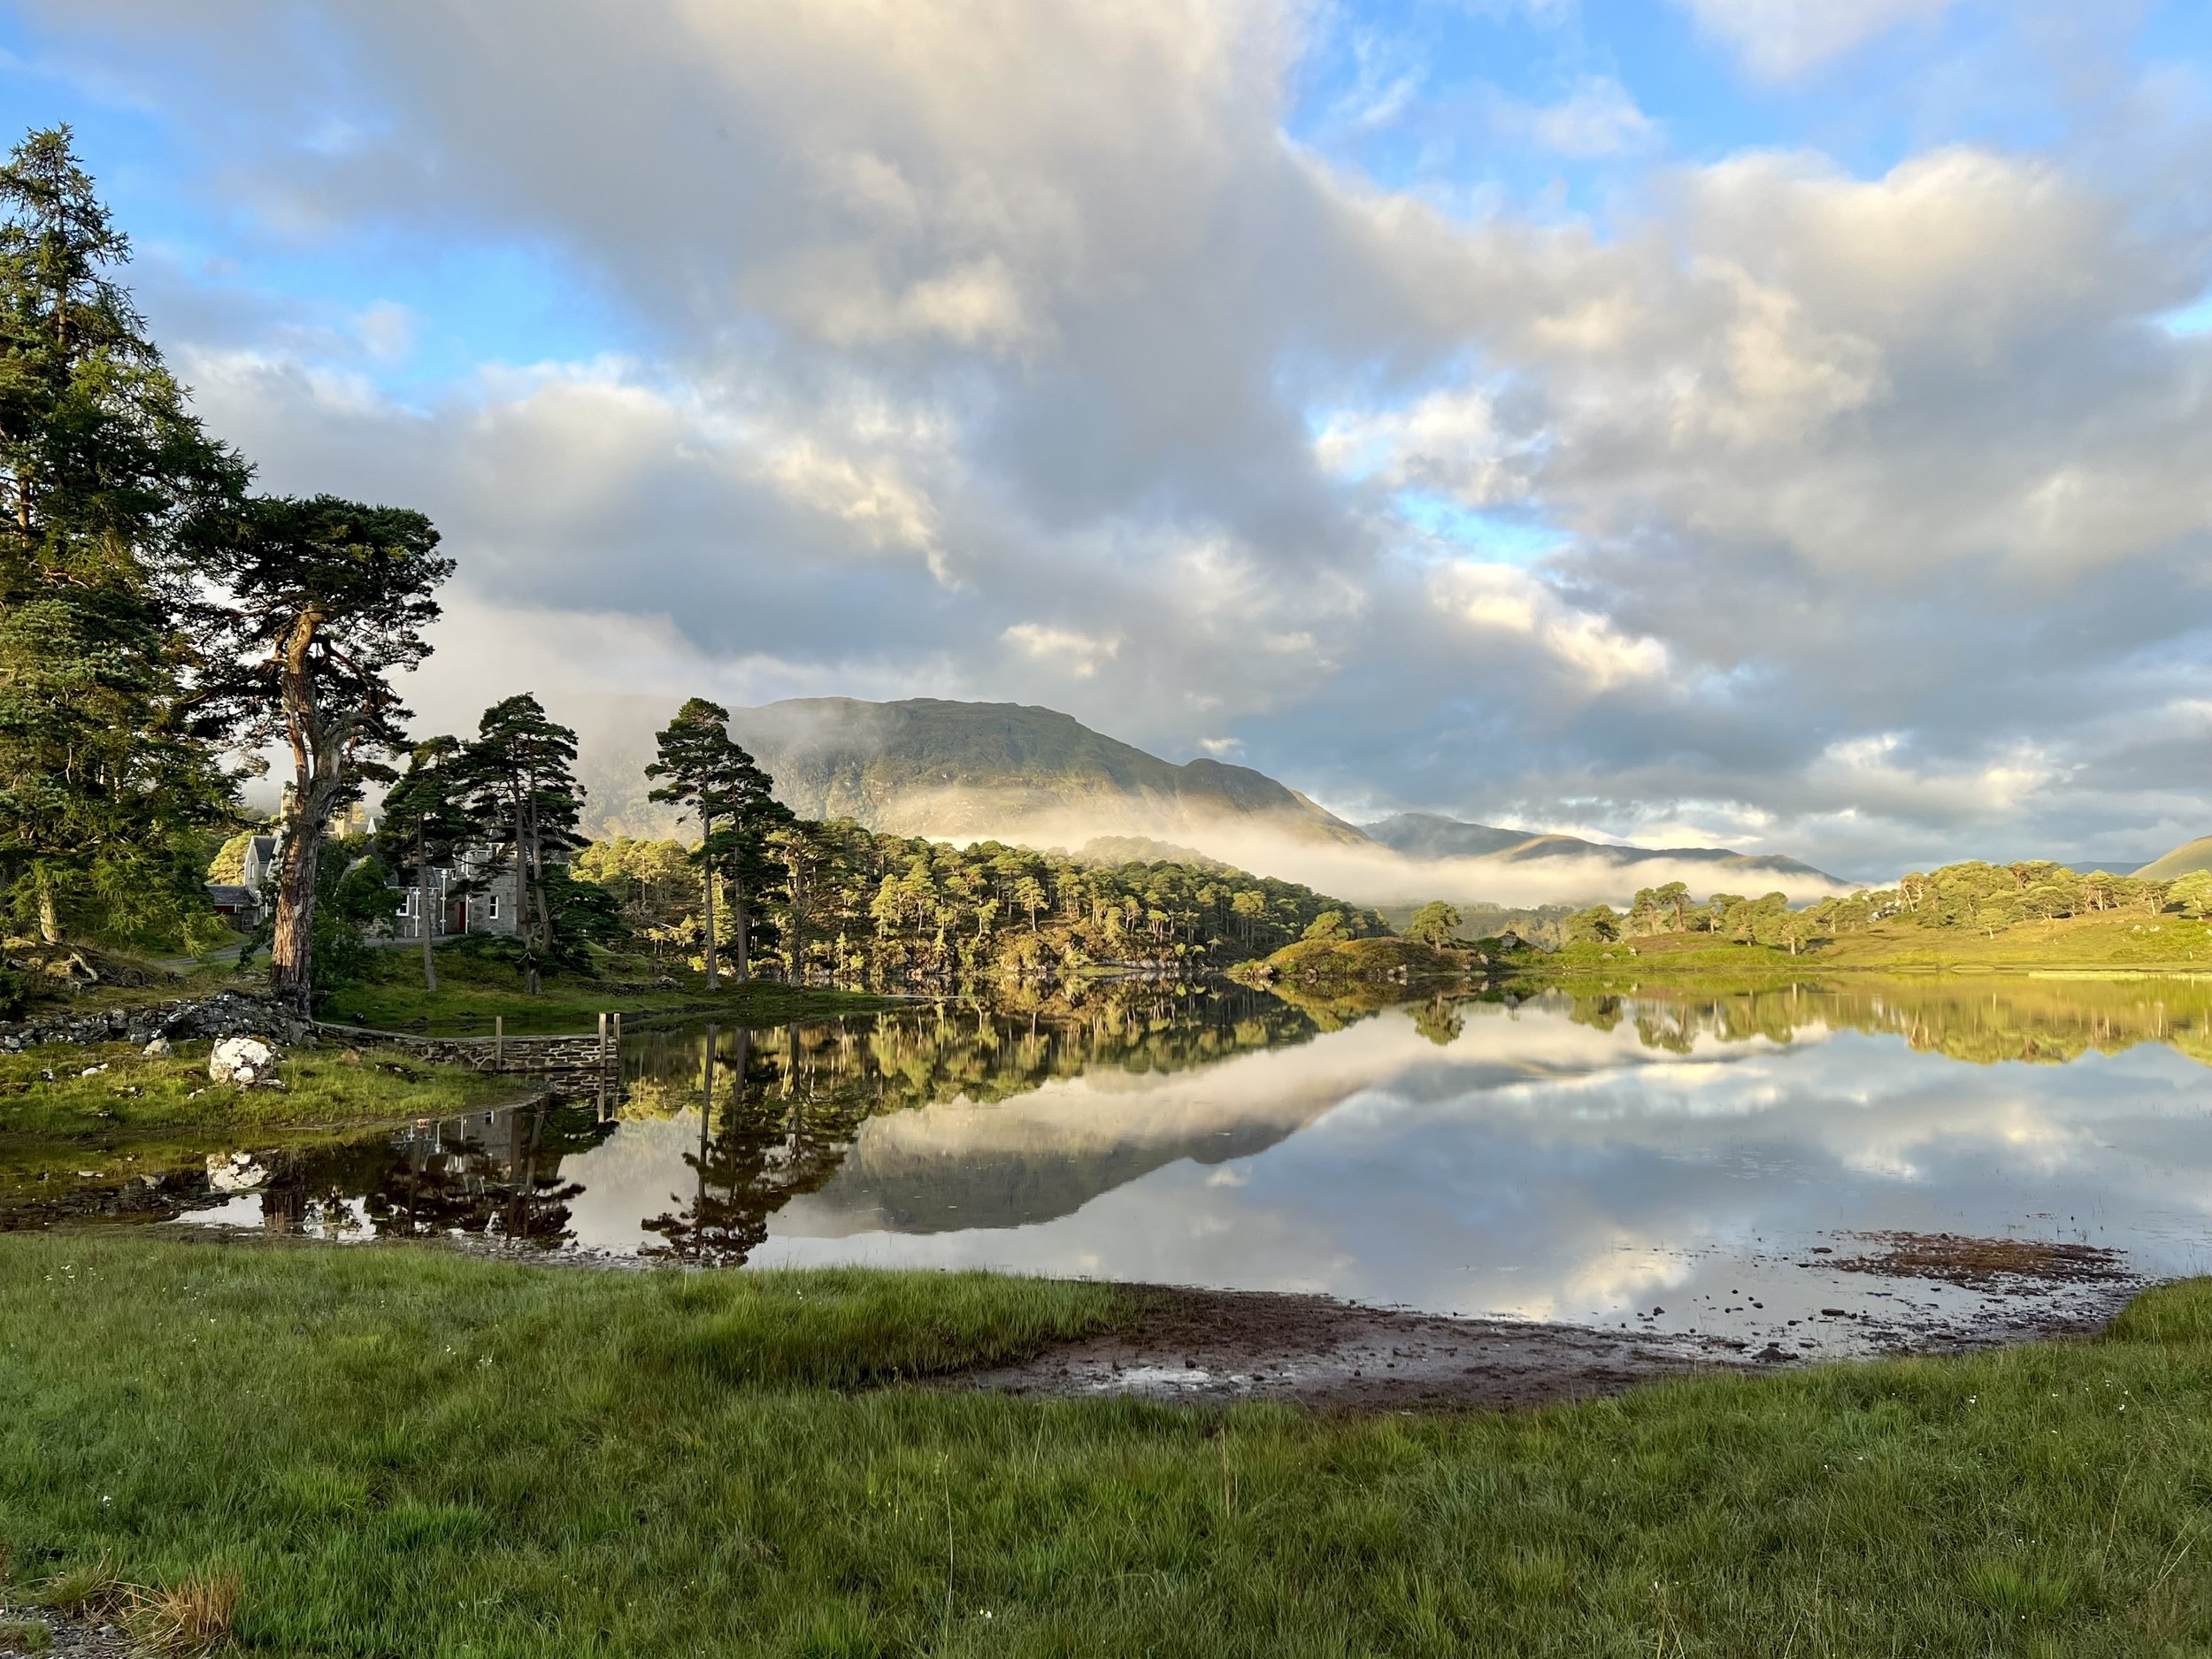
725, 697, 1369, 848
1363, 811, 1842, 887
566, 694, 1842, 905
2136, 837, 2212, 880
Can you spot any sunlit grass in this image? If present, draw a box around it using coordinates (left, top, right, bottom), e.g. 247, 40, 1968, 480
3, 1236, 2210, 1655
0, 1041, 522, 1141
326, 942, 891, 1034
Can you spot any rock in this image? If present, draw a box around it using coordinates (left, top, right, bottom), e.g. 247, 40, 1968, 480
206, 1150, 268, 1192
142, 1035, 172, 1058
209, 1035, 278, 1087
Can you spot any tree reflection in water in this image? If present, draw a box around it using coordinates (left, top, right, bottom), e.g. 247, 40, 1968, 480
642, 1023, 874, 1264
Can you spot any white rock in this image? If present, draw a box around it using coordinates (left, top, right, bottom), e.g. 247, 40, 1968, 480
142, 1036, 172, 1058
206, 1151, 267, 1193
209, 1035, 277, 1087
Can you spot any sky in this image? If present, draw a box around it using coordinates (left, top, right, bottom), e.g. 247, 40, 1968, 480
5, 0, 2212, 881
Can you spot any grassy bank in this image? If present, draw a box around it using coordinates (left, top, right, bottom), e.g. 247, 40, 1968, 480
322, 941, 894, 1034
3, 1237, 2210, 1655
1510, 911, 2212, 989
0, 1041, 518, 1141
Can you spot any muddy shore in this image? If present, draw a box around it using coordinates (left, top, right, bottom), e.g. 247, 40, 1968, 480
950, 1238, 2146, 1410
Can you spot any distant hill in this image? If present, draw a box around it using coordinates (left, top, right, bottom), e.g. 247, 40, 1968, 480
563, 694, 1841, 905
726, 697, 1370, 848
2136, 837, 2212, 880
1363, 811, 1842, 887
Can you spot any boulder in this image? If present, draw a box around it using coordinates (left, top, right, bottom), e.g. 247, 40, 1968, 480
209, 1035, 278, 1087
142, 1035, 172, 1058
206, 1150, 268, 1192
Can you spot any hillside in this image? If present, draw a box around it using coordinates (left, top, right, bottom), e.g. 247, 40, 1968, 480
726, 697, 1369, 848
2137, 835, 2212, 880
568, 695, 1840, 906
1363, 811, 1842, 887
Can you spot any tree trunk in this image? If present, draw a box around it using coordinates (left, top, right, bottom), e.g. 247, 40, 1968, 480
270, 823, 324, 1014
701, 815, 718, 992
35, 871, 58, 944
512, 807, 537, 998
530, 852, 553, 996
418, 819, 437, 992
732, 883, 750, 982
270, 606, 342, 1015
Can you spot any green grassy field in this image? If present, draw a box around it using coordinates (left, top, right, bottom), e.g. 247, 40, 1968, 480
2, 1237, 2209, 1656
0, 1040, 520, 1141
323, 943, 893, 1034
1518, 911, 2212, 987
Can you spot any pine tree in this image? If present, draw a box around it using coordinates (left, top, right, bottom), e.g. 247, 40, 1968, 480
191, 495, 451, 1010
464, 695, 587, 996
645, 697, 789, 986
376, 735, 475, 991
0, 126, 247, 945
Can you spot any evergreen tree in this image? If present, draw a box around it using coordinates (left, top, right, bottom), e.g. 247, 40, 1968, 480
191, 495, 451, 1011
645, 697, 789, 986
1405, 901, 1461, 949
376, 735, 475, 992
0, 126, 247, 945
463, 695, 587, 996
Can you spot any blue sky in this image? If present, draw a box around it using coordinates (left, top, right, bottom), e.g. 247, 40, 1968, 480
5, 0, 2212, 890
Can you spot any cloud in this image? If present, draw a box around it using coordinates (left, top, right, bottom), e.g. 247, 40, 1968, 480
1674, 0, 1959, 80
18, 0, 2212, 881
1496, 77, 1663, 158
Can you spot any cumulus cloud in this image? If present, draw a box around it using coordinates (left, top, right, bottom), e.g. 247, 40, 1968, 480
16, 0, 2212, 881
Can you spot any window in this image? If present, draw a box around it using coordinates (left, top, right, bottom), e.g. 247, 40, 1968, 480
488, 894, 501, 920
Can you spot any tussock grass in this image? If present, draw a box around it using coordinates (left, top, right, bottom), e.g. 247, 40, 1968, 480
0, 1617, 52, 1652
125, 1568, 240, 1657
0, 1041, 519, 1141
4, 1237, 2212, 1655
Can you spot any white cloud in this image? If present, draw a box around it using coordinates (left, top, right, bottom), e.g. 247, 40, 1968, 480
1002, 623, 1123, 678
1498, 77, 1663, 158
1432, 561, 1672, 695
1674, 0, 1958, 80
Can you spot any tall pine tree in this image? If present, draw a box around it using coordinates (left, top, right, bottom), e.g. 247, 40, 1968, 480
464, 695, 588, 996
192, 495, 451, 1011
0, 126, 246, 945
645, 697, 789, 987
377, 735, 477, 992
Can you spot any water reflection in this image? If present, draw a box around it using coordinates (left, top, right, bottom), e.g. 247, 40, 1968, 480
12, 976, 2212, 1351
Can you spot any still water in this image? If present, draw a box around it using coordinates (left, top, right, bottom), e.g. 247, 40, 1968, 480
27, 978, 2212, 1353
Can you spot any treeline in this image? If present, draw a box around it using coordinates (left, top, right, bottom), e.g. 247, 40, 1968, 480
578, 825, 1386, 991
1561, 860, 2200, 953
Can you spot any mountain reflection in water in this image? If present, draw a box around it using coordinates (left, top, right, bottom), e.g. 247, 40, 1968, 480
17, 977, 2212, 1348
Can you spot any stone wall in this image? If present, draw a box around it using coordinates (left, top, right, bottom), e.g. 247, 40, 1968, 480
310, 1022, 614, 1078
2, 990, 315, 1052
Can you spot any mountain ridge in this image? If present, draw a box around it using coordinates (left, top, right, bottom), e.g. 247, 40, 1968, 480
1363, 811, 1840, 886
726, 696, 1371, 848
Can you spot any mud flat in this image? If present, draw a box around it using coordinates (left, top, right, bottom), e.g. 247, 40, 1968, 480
956, 1233, 2149, 1410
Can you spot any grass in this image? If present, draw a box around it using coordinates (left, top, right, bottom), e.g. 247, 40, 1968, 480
1511, 912, 2212, 990
3, 1237, 2211, 1655
0, 1041, 521, 1141
324, 941, 893, 1034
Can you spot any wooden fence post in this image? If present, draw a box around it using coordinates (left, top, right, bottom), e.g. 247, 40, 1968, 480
495, 1016, 504, 1071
